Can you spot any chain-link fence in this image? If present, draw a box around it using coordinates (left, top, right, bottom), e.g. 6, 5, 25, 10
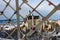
0, 0, 60, 40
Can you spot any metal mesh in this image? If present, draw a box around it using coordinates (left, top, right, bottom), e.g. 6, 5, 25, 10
0, 0, 60, 40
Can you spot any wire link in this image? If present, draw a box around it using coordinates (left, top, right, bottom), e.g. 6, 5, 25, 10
0, 0, 60, 40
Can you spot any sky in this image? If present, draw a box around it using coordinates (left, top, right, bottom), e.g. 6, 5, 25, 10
0, 0, 60, 20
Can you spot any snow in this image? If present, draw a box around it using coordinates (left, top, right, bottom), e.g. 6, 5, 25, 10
3, 25, 15, 30
2, 22, 25, 30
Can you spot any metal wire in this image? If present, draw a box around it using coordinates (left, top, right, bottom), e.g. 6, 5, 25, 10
0, 0, 60, 40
